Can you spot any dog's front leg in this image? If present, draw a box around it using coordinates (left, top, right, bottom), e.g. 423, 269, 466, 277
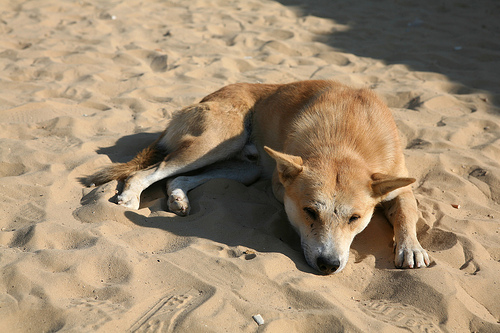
382, 190, 430, 269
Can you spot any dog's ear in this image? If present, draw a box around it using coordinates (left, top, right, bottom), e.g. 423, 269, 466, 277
264, 146, 303, 186
371, 173, 415, 197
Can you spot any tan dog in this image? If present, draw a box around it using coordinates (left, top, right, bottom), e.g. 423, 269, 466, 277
88, 80, 430, 274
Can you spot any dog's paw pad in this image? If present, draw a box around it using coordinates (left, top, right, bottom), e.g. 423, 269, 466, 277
168, 190, 190, 216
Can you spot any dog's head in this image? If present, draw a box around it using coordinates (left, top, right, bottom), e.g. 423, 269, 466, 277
265, 146, 414, 274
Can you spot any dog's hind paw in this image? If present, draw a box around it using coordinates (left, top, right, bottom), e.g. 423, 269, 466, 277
394, 240, 430, 269
168, 189, 190, 216
117, 191, 140, 210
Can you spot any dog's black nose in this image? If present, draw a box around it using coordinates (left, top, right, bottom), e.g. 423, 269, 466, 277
316, 256, 340, 274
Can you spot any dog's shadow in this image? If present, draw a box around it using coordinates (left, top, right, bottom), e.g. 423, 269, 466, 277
124, 179, 316, 274
96, 132, 162, 163
119, 178, 397, 274
77, 132, 162, 187
351, 210, 398, 270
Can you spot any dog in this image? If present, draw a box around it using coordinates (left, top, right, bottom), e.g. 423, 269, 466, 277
88, 80, 430, 274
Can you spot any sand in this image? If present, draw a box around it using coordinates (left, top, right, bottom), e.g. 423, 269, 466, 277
0, 0, 499, 332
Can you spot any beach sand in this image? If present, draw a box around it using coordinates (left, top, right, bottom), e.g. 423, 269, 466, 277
0, 0, 499, 331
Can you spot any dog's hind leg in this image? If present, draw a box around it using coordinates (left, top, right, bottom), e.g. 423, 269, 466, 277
117, 135, 247, 209
166, 159, 261, 216
117, 102, 250, 209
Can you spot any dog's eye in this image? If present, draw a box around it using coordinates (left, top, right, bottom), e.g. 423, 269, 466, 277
303, 207, 318, 220
348, 214, 360, 224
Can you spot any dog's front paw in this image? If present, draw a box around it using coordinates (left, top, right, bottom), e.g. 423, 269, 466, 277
117, 191, 140, 210
394, 239, 430, 269
168, 189, 190, 216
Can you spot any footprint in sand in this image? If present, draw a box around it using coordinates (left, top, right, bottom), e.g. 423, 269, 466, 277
359, 299, 443, 333
128, 288, 211, 333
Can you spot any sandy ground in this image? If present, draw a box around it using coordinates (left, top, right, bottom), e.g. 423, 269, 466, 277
0, 0, 499, 332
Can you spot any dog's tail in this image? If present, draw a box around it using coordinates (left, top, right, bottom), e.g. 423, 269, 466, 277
87, 140, 164, 186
